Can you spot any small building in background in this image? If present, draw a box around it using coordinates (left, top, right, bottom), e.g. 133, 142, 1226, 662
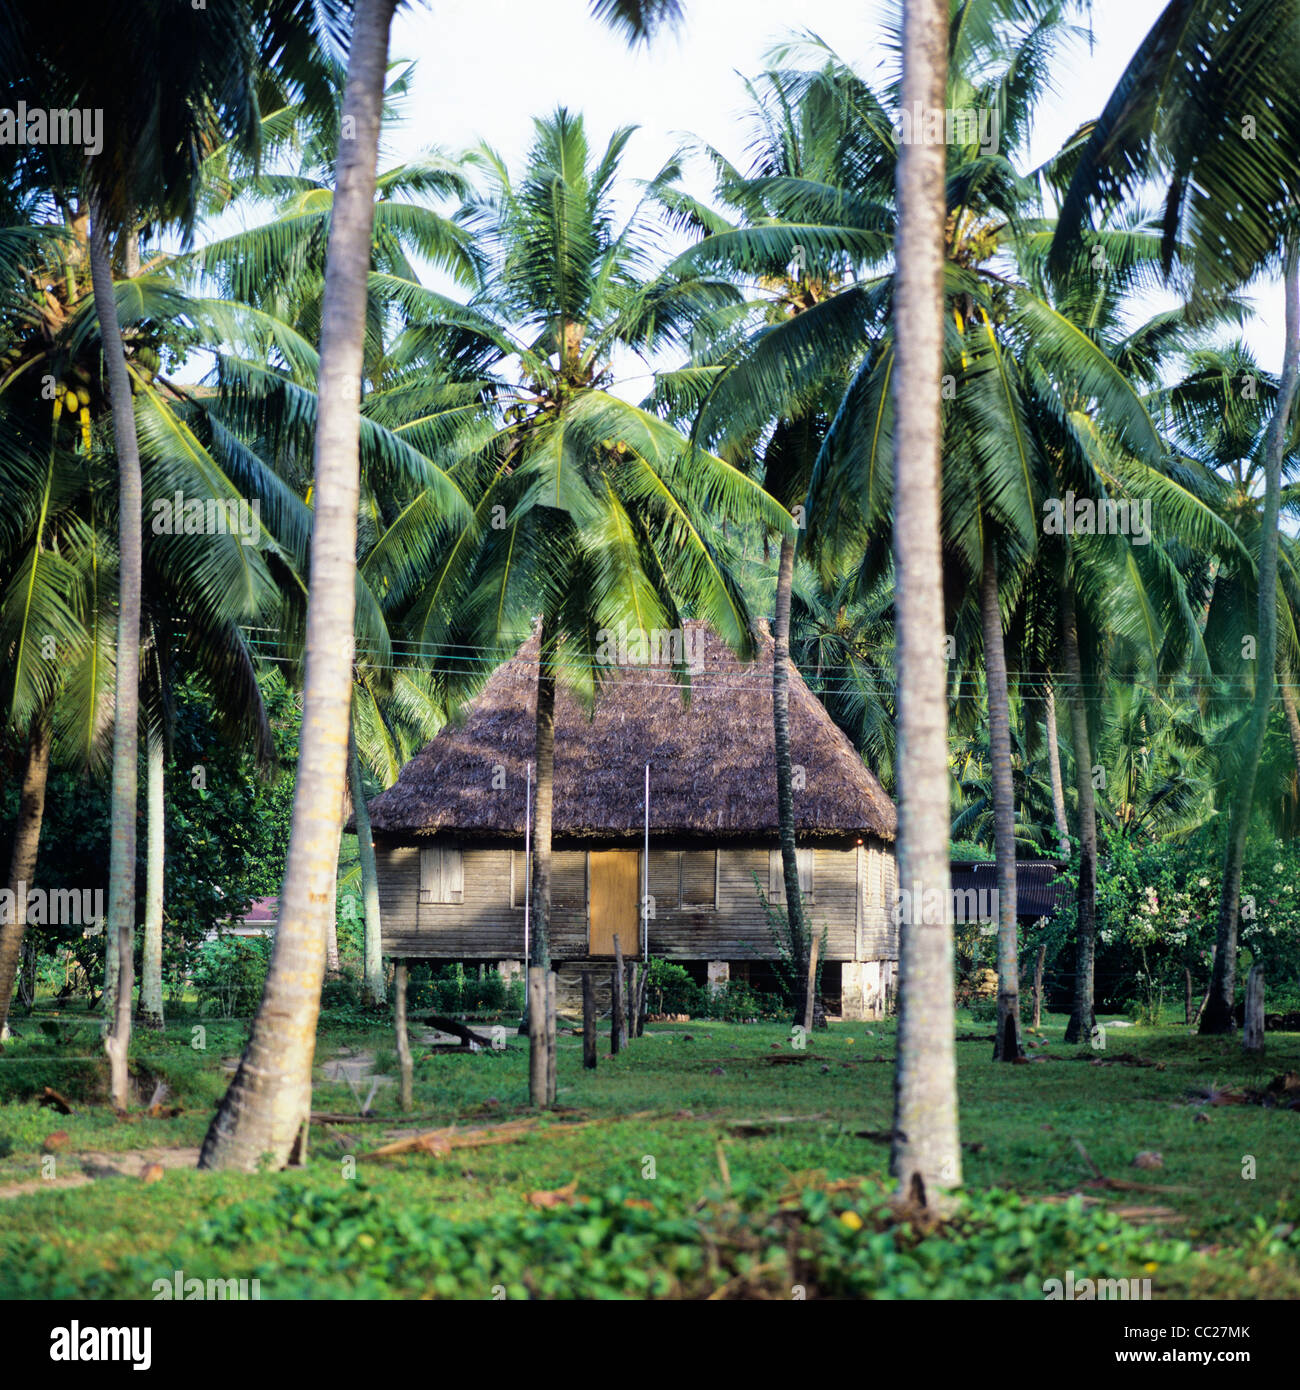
362, 623, 899, 1019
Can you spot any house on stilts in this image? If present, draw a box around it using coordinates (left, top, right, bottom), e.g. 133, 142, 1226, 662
362, 621, 899, 1019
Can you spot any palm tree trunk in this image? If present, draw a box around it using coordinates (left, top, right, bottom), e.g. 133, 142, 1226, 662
888, 0, 961, 1209
349, 726, 385, 1006
981, 544, 1021, 1060
104, 918, 118, 1020
1045, 684, 1070, 858
0, 706, 52, 1037
138, 721, 165, 1028
199, 0, 398, 1169
530, 630, 557, 974
1202, 246, 1300, 1033
326, 914, 341, 976
773, 537, 817, 1024
1061, 578, 1098, 1045
527, 626, 557, 1106
89, 194, 141, 1109
1278, 668, 1300, 784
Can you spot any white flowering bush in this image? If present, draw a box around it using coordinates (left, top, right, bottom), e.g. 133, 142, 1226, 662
1048, 829, 1300, 1019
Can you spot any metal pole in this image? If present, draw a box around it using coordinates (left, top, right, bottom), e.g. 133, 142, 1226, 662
523, 761, 532, 967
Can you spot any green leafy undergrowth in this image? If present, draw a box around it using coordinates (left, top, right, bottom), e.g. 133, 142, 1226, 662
5, 1174, 1289, 1300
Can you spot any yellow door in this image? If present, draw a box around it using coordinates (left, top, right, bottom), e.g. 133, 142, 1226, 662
589, 850, 640, 957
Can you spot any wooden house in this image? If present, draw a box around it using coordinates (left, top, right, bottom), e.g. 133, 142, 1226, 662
363, 622, 899, 1019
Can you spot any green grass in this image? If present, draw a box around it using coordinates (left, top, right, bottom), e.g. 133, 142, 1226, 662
0, 1005, 1297, 1298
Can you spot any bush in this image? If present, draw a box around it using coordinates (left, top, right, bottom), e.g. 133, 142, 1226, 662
1, 1177, 1214, 1300
408, 963, 518, 1017
1047, 828, 1300, 1016
645, 958, 697, 1016
190, 935, 272, 1017
319, 971, 366, 1017
697, 980, 785, 1022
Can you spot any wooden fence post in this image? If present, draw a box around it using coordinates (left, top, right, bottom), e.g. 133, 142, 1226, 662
611, 935, 626, 1055
545, 969, 558, 1104
394, 959, 413, 1113
1191, 945, 1217, 1031
528, 966, 549, 1106
1243, 963, 1265, 1053
1032, 943, 1046, 1030
627, 962, 639, 1041
635, 966, 648, 1037
582, 972, 597, 1069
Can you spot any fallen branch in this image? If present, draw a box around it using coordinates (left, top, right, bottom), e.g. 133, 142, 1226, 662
408, 1014, 495, 1048
726, 1114, 831, 1134
39, 1086, 76, 1115
1066, 1052, 1165, 1070
310, 1110, 444, 1126
360, 1110, 662, 1161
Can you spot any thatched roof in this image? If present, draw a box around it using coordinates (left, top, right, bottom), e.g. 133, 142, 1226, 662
366, 621, 896, 843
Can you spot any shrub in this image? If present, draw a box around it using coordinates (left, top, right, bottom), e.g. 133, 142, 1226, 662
407, 963, 517, 1017
190, 935, 272, 1018
697, 980, 784, 1022
319, 971, 366, 1017
1, 1177, 1214, 1300
645, 958, 697, 1016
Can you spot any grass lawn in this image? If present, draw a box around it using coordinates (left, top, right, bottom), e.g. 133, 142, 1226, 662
1, 1005, 1297, 1298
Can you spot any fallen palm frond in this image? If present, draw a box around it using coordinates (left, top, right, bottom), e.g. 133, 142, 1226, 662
1187, 1072, 1300, 1110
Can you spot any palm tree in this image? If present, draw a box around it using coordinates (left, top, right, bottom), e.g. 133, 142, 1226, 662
196, 0, 687, 1160
399, 110, 789, 1099
0, 193, 305, 1036
889, 0, 961, 1203
200, 0, 402, 1171
1200, 251, 1300, 1029
0, 707, 51, 1038
1052, 0, 1300, 1033
656, 62, 894, 1023
1, 0, 349, 1107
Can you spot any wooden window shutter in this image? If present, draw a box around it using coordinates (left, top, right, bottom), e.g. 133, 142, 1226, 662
445, 847, 464, 903
769, 848, 814, 903
797, 848, 814, 901
419, 846, 440, 904
648, 850, 681, 912
419, 845, 463, 904
681, 850, 716, 907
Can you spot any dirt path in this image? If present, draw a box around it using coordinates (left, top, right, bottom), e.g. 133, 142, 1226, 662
0, 1145, 201, 1200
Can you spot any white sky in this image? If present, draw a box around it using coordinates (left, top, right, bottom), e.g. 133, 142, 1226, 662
380, 0, 1286, 373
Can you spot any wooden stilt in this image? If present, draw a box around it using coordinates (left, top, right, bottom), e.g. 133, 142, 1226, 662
582, 972, 597, 1070
528, 966, 548, 1106
394, 959, 413, 1113
611, 936, 626, 1055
